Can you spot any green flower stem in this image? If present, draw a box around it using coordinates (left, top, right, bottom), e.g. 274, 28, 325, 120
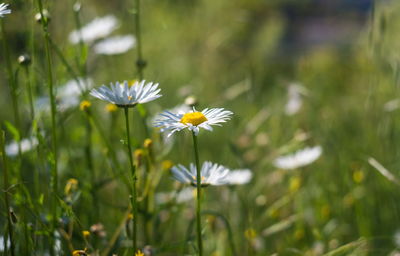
84, 110, 97, 222
1, 130, 15, 256
23, 66, 35, 122
192, 132, 203, 256
123, 107, 138, 253
36, 0, 58, 254
135, 0, 144, 80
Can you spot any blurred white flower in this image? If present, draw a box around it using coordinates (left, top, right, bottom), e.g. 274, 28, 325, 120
0, 236, 10, 252
0, 3, 11, 17
156, 187, 194, 204
155, 108, 233, 136
35, 78, 92, 112
274, 146, 322, 170
69, 15, 119, 44
94, 35, 136, 55
384, 99, 400, 112
6, 137, 38, 157
225, 169, 253, 185
171, 161, 230, 186
285, 83, 307, 116
90, 80, 161, 107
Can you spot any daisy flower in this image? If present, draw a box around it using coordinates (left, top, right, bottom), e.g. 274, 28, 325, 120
90, 80, 161, 107
273, 146, 322, 170
69, 15, 119, 44
225, 169, 253, 185
94, 35, 136, 55
0, 3, 10, 17
285, 83, 306, 116
154, 107, 233, 136
171, 161, 230, 187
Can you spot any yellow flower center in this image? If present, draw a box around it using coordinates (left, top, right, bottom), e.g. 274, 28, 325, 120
192, 175, 206, 182
105, 103, 118, 112
128, 95, 133, 100
180, 112, 207, 126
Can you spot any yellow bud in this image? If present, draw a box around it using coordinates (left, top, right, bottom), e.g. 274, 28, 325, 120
105, 103, 118, 113
353, 170, 364, 184
129, 79, 138, 87
72, 248, 87, 256
79, 100, 91, 111
162, 160, 174, 171
135, 250, 144, 256
134, 149, 144, 167
144, 138, 153, 149
244, 228, 257, 240
82, 230, 90, 238
65, 178, 78, 195
289, 176, 301, 193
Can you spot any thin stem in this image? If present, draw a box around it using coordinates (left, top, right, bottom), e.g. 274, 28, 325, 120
1, 130, 15, 256
36, 0, 58, 254
192, 132, 203, 256
123, 107, 137, 253
23, 66, 35, 122
135, 0, 144, 80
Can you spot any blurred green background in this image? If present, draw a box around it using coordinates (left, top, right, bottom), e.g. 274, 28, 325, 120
2, 0, 400, 255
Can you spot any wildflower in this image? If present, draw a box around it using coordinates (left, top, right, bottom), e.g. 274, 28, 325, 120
224, 169, 252, 185
69, 15, 119, 44
353, 170, 364, 184
0, 3, 11, 18
273, 146, 322, 170
90, 223, 106, 237
82, 230, 90, 238
72, 248, 88, 256
5, 137, 38, 157
162, 160, 174, 171
171, 161, 230, 187
134, 149, 144, 167
155, 107, 233, 136
144, 138, 152, 149
244, 228, 257, 240
64, 178, 78, 195
105, 103, 118, 112
17, 54, 31, 66
94, 35, 136, 55
79, 100, 91, 111
135, 250, 144, 256
289, 176, 301, 192
90, 80, 161, 107
155, 187, 194, 204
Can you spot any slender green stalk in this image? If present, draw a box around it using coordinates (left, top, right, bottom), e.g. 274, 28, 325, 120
36, 0, 58, 254
134, 0, 144, 80
23, 66, 35, 122
123, 107, 138, 253
192, 132, 203, 256
1, 131, 15, 256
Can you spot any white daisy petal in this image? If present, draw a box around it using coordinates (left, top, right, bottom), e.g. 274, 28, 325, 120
171, 161, 231, 186
90, 80, 162, 107
0, 3, 11, 17
6, 137, 39, 157
274, 146, 322, 170
224, 169, 253, 185
69, 15, 119, 44
154, 107, 233, 136
94, 35, 136, 55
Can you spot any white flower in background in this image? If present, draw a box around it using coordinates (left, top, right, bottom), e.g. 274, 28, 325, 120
0, 3, 11, 17
285, 83, 307, 116
384, 99, 400, 112
155, 107, 233, 136
225, 169, 253, 185
90, 80, 161, 107
94, 35, 136, 55
69, 15, 119, 44
34, 78, 92, 112
6, 137, 39, 157
171, 161, 230, 186
274, 146, 322, 170
394, 230, 400, 248
156, 187, 194, 204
